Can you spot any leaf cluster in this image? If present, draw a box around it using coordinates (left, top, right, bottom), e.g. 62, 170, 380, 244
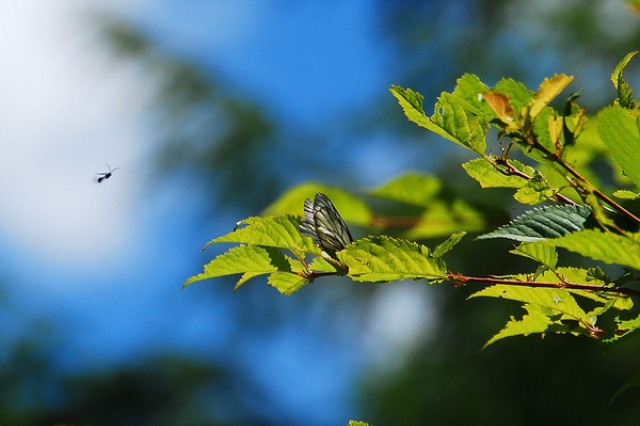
187, 51, 640, 346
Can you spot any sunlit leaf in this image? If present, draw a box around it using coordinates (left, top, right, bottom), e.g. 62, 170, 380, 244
433, 92, 488, 154
469, 284, 589, 321
598, 105, 640, 188
511, 242, 558, 268
404, 199, 486, 240
268, 272, 310, 295
513, 174, 558, 205
370, 173, 442, 206
548, 230, 640, 270
531, 107, 559, 155
528, 74, 574, 119
539, 268, 631, 311
610, 315, 640, 342
263, 184, 372, 226
493, 77, 533, 123
391, 78, 489, 154
338, 236, 446, 283
482, 91, 514, 125
481, 304, 557, 348
462, 158, 534, 189
433, 231, 466, 257
610, 51, 638, 109
204, 215, 321, 258
612, 190, 639, 200
183, 245, 292, 289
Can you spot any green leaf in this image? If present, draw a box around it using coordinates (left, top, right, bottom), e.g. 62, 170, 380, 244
470, 283, 596, 346
481, 304, 556, 348
611, 315, 640, 342
369, 173, 441, 206
462, 158, 534, 189
391, 78, 489, 154
433, 231, 466, 257
531, 107, 561, 155
513, 174, 558, 205
598, 105, 640, 188
493, 78, 534, 121
268, 272, 310, 295
307, 256, 339, 272
183, 245, 295, 289
510, 242, 558, 268
432, 92, 488, 154
540, 267, 631, 311
547, 230, 640, 270
204, 215, 321, 258
263, 184, 372, 226
610, 51, 638, 109
348, 422, 370, 426
338, 236, 447, 283
612, 190, 639, 200
403, 199, 486, 240
477, 204, 593, 242
528, 74, 574, 119
452, 73, 491, 104
469, 284, 589, 320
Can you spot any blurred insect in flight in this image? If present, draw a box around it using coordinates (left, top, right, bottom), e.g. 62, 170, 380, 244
299, 192, 353, 253
95, 164, 120, 183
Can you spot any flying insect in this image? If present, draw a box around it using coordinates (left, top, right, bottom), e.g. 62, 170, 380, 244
95, 164, 120, 183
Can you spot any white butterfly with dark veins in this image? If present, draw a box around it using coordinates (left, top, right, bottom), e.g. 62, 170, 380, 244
299, 193, 353, 253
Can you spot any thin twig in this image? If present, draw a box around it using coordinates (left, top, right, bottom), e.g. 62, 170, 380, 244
446, 271, 640, 297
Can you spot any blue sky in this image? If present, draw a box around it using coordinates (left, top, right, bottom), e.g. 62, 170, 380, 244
0, 1, 432, 423
5, 0, 635, 423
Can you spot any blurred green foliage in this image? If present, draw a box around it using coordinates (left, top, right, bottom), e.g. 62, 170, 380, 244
5, 2, 640, 425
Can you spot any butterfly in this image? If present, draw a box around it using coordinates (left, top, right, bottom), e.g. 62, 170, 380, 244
299, 192, 353, 253
95, 164, 120, 183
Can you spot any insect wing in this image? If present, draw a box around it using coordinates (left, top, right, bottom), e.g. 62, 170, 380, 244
299, 198, 318, 239
312, 194, 353, 252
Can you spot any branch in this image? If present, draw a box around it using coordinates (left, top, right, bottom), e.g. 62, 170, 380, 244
445, 271, 640, 297
521, 134, 640, 225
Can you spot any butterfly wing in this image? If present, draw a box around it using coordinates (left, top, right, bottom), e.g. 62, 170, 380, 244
299, 198, 318, 241
311, 193, 353, 252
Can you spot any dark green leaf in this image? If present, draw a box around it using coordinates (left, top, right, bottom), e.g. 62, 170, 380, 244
477, 205, 593, 242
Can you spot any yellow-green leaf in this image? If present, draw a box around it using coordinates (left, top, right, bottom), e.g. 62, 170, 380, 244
338, 236, 446, 283
482, 304, 556, 348
263, 184, 372, 226
433, 231, 466, 257
391, 81, 489, 154
612, 190, 639, 200
370, 173, 442, 206
268, 272, 310, 295
511, 242, 558, 268
469, 284, 589, 323
528, 74, 574, 119
513, 174, 558, 205
548, 230, 640, 270
598, 105, 640, 188
204, 215, 321, 258
610, 51, 638, 109
462, 158, 534, 189
404, 199, 485, 240
184, 245, 293, 289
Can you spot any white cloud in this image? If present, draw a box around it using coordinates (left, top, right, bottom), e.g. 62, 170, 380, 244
0, 1, 149, 269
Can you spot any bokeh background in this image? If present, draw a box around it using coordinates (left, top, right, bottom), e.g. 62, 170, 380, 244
3, 1, 640, 425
